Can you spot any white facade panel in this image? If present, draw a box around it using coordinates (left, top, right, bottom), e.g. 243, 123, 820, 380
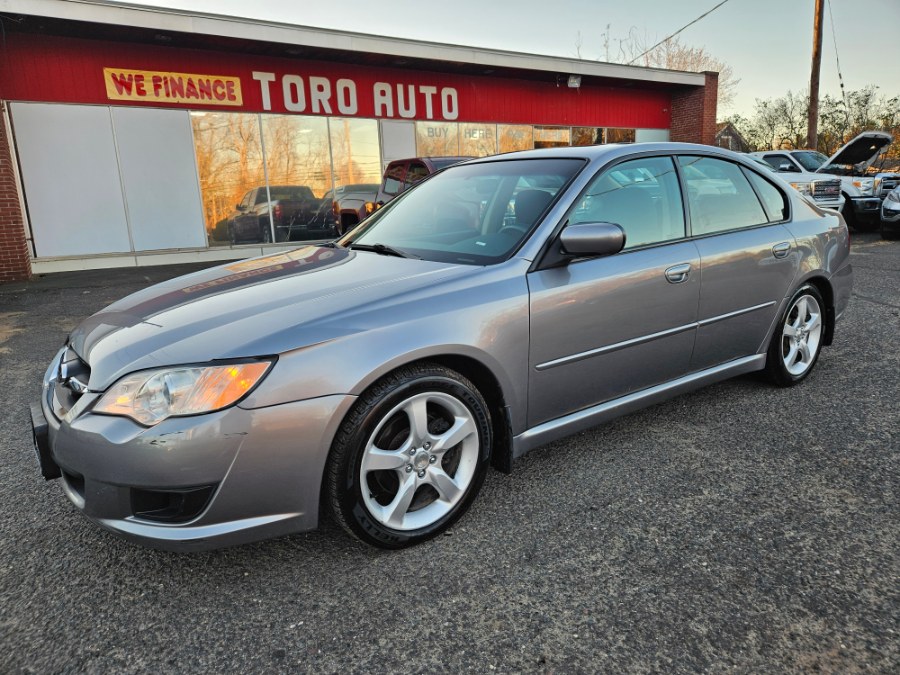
636, 129, 670, 143
11, 102, 132, 257
379, 120, 416, 168
112, 107, 206, 251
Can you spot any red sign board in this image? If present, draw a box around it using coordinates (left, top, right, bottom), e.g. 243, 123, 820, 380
1, 33, 671, 128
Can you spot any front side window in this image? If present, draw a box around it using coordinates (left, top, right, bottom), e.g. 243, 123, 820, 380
570, 156, 685, 249
679, 156, 768, 235
763, 154, 795, 172
347, 159, 585, 265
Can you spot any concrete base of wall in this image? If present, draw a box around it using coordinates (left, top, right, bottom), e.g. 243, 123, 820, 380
29, 243, 304, 275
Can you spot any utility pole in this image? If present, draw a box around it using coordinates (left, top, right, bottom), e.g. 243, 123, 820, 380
807, 0, 825, 150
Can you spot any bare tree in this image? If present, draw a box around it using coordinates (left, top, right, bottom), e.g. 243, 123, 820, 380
580, 29, 739, 112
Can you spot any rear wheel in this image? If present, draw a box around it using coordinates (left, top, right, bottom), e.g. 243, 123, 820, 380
325, 363, 492, 548
765, 284, 825, 387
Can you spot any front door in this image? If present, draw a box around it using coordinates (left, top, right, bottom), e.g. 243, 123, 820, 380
527, 156, 700, 427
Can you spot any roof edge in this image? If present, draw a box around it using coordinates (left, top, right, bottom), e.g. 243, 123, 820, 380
2, 0, 709, 87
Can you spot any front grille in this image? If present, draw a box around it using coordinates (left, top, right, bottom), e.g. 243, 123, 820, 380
131, 485, 217, 523
879, 176, 899, 197
811, 179, 841, 200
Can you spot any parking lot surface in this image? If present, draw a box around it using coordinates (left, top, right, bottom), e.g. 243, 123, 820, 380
0, 233, 897, 673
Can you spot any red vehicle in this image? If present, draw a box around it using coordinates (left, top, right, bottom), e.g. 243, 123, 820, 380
375, 157, 473, 208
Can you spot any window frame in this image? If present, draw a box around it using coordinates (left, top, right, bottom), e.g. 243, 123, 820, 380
533, 150, 796, 271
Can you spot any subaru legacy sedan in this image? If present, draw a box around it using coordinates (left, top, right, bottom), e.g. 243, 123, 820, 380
31, 144, 852, 551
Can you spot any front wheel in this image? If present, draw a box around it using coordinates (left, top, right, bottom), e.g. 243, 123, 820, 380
325, 363, 492, 548
765, 284, 825, 387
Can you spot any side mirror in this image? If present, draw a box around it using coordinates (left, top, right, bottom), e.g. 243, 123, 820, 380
559, 222, 626, 258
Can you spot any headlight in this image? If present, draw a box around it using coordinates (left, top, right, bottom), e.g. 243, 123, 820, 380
851, 178, 876, 196
886, 190, 900, 204
93, 361, 273, 426
789, 181, 812, 196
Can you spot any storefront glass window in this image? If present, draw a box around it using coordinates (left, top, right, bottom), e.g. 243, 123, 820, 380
260, 114, 333, 242
459, 123, 497, 157
497, 125, 533, 153
534, 126, 570, 148
572, 127, 605, 146
191, 112, 268, 246
415, 122, 460, 157
607, 128, 637, 144
329, 118, 382, 187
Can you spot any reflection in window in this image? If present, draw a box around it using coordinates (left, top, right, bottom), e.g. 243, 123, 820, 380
460, 123, 497, 157
498, 125, 533, 153
607, 128, 636, 144
572, 156, 684, 249
678, 156, 768, 235
330, 117, 382, 187
261, 114, 334, 242
572, 128, 605, 146
415, 122, 460, 156
191, 112, 268, 247
534, 126, 570, 148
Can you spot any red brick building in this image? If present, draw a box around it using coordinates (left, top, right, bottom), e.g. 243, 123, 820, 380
0, 0, 717, 281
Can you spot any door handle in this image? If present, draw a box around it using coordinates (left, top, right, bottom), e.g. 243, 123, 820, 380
665, 263, 692, 284
772, 242, 791, 259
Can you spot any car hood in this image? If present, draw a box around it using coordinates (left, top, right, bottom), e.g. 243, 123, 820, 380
819, 131, 894, 171
69, 246, 469, 389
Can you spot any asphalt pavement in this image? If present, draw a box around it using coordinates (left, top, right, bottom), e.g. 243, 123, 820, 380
0, 233, 897, 673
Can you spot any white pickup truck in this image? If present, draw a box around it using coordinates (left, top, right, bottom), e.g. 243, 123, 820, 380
751, 131, 896, 232
746, 156, 844, 212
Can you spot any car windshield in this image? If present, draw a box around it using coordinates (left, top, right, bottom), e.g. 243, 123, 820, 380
343, 158, 585, 264
793, 151, 830, 172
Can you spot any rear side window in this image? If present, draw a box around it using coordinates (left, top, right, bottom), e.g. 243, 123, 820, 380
405, 162, 429, 189
570, 156, 685, 249
382, 164, 406, 195
743, 169, 788, 222
678, 156, 768, 236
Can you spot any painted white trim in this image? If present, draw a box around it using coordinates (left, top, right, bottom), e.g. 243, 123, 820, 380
2, 0, 707, 87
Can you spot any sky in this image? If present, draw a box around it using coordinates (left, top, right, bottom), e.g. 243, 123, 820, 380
118, 0, 900, 117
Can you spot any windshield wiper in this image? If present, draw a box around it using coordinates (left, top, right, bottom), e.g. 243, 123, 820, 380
348, 243, 419, 259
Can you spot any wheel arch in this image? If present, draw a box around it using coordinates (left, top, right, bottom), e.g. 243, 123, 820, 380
341, 353, 514, 475
801, 275, 836, 346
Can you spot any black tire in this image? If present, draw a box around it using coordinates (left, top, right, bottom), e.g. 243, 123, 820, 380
325, 363, 492, 549
765, 283, 826, 387
881, 222, 900, 241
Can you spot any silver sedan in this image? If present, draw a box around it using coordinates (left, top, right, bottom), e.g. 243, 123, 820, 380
31, 144, 853, 550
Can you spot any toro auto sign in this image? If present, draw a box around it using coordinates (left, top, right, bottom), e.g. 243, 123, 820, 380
1, 33, 671, 128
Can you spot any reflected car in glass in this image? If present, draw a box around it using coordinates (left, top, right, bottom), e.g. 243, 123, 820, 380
31, 144, 852, 551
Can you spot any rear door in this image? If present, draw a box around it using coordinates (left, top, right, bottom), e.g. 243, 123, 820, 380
527, 155, 701, 427
677, 155, 799, 370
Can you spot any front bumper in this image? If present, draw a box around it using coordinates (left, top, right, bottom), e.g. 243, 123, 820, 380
848, 196, 882, 220
881, 201, 900, 226
34, 349, 355, 551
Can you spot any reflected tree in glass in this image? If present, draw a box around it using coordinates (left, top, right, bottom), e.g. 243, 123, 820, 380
498, 125, 533, 153
191, 112, 267, 246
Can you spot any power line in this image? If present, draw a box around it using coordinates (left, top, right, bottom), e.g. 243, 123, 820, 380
626, 0, 732, 66
826, 0, 850, 119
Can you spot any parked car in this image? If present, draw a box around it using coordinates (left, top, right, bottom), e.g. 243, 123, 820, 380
750, 131, 895, 231
746, 156, 844, 211
31, 144, 852, 551
375, 156, 473, 209
330, 183, 381, 235
881, 184, 900, 240
227, 186, 330, 244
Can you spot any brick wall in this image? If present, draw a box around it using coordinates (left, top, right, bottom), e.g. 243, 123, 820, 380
670, 71, 719, 146
0, 107, 31, 282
